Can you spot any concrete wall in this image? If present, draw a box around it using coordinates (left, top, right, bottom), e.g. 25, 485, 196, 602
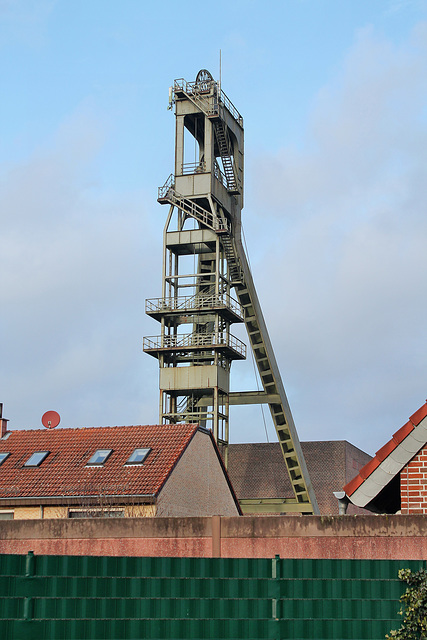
1, 515, 427, 559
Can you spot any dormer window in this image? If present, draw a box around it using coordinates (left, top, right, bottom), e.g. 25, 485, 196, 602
0, 452, 10, 466
125, 448, 151, 464
24, 451, 49, 467
87, 449, 112, 466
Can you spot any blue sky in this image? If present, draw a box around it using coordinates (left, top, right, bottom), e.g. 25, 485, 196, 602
1, 0, 427, 455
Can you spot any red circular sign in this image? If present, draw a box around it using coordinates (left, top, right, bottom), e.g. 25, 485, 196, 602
41, 411, 60, 429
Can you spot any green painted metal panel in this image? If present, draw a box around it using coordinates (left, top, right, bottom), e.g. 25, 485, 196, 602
34, 555, 273, 579
2, 575, 276, 599
280, 557, 423, 579
280, 597, 400, 619
0, 597, 22, 619
0, 554, 25, 576
29, 597, 272, 620
0, 554, 422, 639
278, 617, 402, 639
279, 577, 404, 599
9, 617, 276, 640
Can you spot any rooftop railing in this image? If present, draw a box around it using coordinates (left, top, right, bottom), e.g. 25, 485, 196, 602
173, 78, 243, 127
143, 331, 246, 358
181, 161, 206, 175
158, 173, 175, 199
145, 292, 244, 319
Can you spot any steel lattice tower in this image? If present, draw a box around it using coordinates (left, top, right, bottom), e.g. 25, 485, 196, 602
144, 70, 319, 514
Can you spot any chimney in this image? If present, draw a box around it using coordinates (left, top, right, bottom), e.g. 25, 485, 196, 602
0, 404, 9, 438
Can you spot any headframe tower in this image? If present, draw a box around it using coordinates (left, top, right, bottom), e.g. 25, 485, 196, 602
144, 70, 319, 514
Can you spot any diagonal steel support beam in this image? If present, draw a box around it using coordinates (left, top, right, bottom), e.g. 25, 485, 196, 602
232, 236, 319, 514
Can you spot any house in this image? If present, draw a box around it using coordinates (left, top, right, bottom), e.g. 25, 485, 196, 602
227, 440, 372, 515
0, 418, 241, 519
343, 401, 427, 514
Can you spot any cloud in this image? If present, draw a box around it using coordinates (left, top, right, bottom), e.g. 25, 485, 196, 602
242, 23, 427, 452
0, 103, 161, 429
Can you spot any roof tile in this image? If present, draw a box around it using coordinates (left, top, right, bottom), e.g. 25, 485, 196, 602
358, 457, 380, 480
375, 439, 397, 463
409, 403, 427, 427
344, 401, 427, 499
0, 424, 199, 499
343, 474, 365, 496
392, 421, 414, 445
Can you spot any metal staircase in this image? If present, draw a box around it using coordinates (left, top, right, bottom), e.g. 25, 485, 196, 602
175, 394, 203, 423
173, 75, 241, 195
158, 181, 242, 284
158, 183, 228, 232
213, 121, 239, 194
218, 231, 244, 285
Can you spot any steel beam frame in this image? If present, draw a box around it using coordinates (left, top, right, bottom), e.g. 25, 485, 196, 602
144, 70, 319, 514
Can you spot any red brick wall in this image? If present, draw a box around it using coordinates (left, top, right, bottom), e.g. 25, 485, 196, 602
401, 445, 427, 514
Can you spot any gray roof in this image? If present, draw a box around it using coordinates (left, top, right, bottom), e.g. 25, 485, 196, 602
227, 440, 372, 515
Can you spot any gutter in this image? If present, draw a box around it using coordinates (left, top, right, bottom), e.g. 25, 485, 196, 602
0, 494, 156, 507
333, 491, 349, 515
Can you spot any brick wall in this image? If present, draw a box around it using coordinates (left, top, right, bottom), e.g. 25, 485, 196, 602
401, 445, 427, 514
157, 431, 239, 517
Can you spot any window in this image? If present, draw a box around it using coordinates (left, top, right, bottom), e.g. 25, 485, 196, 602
0, 511, 13, 520
87, 449, 112, 466
24, 451, 49, 467
125, 448, 151, 465
68, 508, 124, 518
0, 452, 10, 466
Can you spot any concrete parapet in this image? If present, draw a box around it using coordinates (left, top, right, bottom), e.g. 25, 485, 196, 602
0, 515, 426, 558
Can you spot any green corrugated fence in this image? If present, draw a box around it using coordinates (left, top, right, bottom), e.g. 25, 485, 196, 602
0, 553, 423, 639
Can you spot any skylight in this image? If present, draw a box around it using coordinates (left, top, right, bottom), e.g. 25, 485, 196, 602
125, 448, 151, 465
0, 453, 9, 466
87, 449, 112, 466
24, 451, 49, 467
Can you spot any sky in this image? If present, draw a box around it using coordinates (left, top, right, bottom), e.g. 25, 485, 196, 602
1, 0, 427, 456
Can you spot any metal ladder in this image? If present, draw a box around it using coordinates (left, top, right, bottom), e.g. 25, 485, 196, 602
218, 229, 319, 512
238, 248, 318, 512
213, 121, 239, 194
218, 231, 244, 284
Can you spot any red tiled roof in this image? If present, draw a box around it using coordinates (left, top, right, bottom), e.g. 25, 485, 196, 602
0, 424, 199, 499
344, 402, 427, 497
